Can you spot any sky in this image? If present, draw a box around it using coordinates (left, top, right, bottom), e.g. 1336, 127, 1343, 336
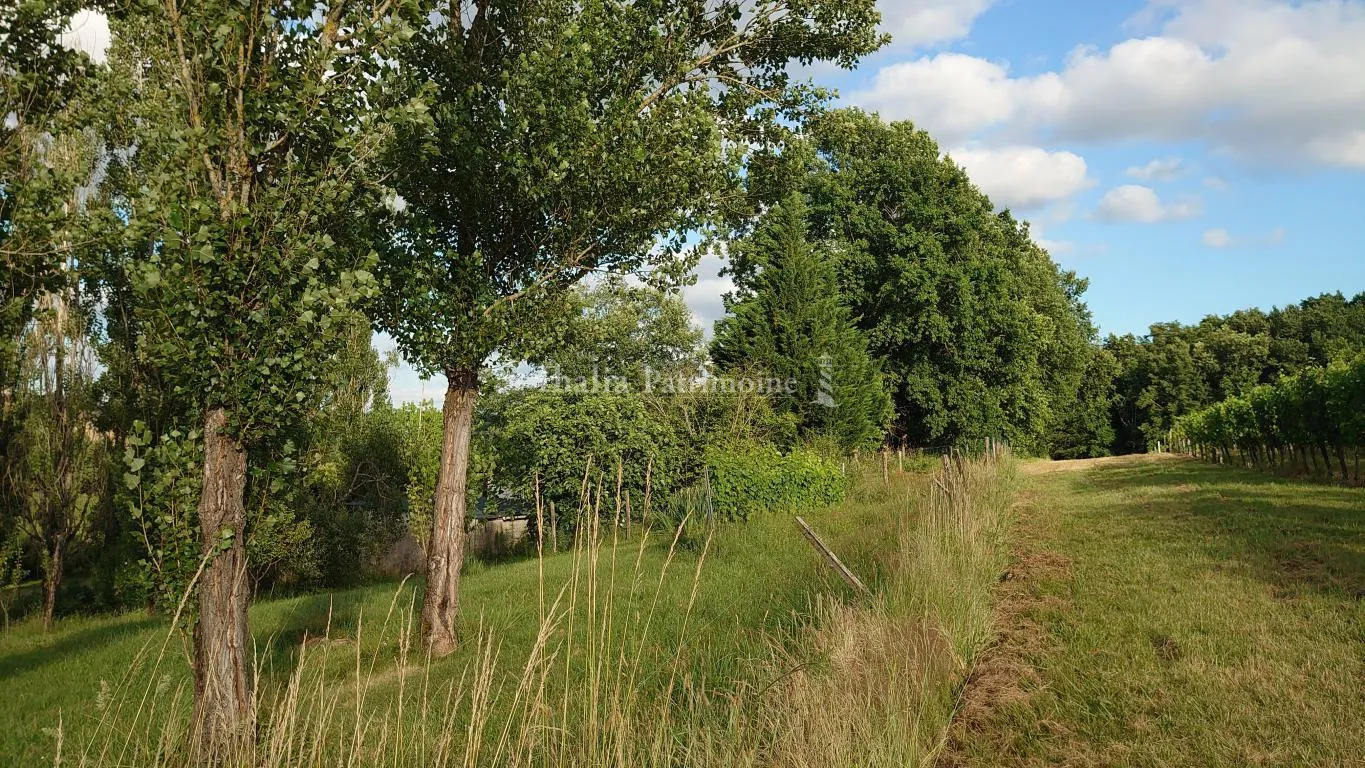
689, 0, 1365, 351
57, 1, 1365, 404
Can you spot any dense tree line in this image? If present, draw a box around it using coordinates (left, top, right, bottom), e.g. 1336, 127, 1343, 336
741, 110, 1103, 457
1106, 292, 1365, 454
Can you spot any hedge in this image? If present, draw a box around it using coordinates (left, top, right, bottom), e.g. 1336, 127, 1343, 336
706, 443, 845, 521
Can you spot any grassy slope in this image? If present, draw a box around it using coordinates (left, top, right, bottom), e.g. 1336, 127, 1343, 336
0, 473, 903, 766
952, 456, 1365, 766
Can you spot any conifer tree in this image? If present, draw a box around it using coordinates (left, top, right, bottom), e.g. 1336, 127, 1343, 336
711, 195, 891, 450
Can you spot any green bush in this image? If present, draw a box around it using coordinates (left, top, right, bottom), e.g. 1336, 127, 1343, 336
706, 443, 845, 521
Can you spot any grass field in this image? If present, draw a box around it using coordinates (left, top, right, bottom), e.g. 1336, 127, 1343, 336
0, 458, 1017, 767
7, 455, 1360, 766
0, 500, 885, 765
946, 455, 1365, 767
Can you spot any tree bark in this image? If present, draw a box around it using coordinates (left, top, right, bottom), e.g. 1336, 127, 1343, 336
192, 407, 252, 760
421, 370, 478, 657
41, 541, 63, 631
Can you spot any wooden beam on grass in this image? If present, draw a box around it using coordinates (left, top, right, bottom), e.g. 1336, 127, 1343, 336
794, 516, 872, 598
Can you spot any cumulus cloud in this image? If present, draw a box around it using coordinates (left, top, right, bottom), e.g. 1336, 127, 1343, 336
950, 145, 1092, 210
877, 0, 998, 50
1095, 185, 1202, 223
850, 0, 1365, 170
1126, 157, 1184, 181
852, 53, 1063, 143
58, 9, 111, 64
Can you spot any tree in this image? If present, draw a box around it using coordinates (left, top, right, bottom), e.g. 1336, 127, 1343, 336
545, 279, 704, 388
749, 110, 1094, 453
2, 3, 98, 501
376, 0, 884, 656
1, 23, 113, 628
5, 291, 107, 630
104, 1, 422, 754
1049, 344, 1117, 459
1, 0, 96, 467
711, 194, 891, 450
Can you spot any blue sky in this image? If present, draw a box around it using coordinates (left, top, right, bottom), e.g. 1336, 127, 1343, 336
814, 0, 1365, 336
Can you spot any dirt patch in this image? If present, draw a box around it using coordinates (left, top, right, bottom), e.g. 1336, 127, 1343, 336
1151, 633, 1182, 663
1268, 541, 1361, 598
935, 506, 1073, 767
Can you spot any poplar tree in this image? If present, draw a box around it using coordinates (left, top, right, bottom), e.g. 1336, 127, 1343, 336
107, 0, 423, 754
1, 0, 93, 418
376, 0, 885, 656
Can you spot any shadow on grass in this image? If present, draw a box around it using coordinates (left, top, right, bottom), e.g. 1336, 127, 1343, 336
248, 582, 417, 683
1078, 459, 1365, 600
0, 616, 161, 682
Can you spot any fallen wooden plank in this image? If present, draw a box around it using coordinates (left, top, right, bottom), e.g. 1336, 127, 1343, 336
794, 516, 873, 597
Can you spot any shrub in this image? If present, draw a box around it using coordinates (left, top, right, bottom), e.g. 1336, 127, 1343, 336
706, 443, 845, 521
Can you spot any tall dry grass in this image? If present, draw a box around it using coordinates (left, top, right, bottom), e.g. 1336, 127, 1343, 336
55, 452, 1015, 767
723, 451, 1017, 768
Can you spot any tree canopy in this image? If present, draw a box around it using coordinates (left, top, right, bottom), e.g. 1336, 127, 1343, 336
745, 109, 1097, 455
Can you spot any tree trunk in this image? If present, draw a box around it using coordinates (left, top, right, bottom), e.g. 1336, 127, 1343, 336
421, 370, 478, 657
41, 541, 63, 631
192, 407, 252, 760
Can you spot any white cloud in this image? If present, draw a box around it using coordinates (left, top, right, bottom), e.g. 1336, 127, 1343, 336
1307, 130, 1365, 169
681, 249, 733, 335
850, 0, 1365, 170
1203, 175, 1230, 190
852, 53, 1064, 143
1201, 226, 1286, 248
1095, 184, 1202, 223
1202, 228, 1233, 248
950, 145, 1092, 209
877, 0, 998, 50
1126, 157, 1184, 181
1036, 237, 1076, 256
59, 10, 111, 65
